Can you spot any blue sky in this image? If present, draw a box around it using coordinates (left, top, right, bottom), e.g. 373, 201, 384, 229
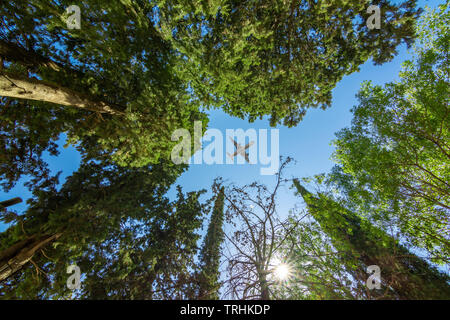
170, 0, 442, 217
0, 0, 443, 234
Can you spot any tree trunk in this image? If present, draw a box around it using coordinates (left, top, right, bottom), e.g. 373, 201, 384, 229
0, 233, 62, 282
0, 39, 63, 72
0, 197, 22, 209
0, 72, 124, 115
258, 272, 270, 300
0, 39, 125, 116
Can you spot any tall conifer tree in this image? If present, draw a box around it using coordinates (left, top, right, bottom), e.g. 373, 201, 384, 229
293, 179, 450, 299
198, 186, 225, 299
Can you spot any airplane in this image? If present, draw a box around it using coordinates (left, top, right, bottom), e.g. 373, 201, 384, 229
227, 137, 255, 164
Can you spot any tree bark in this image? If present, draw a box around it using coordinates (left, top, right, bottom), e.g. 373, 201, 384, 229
0, 39, 125, 116
0, 233, 62, 282
258, 272, 270, 300
0, 197, 22, 209
0, 39, 63, 72
0, 72, 124, 115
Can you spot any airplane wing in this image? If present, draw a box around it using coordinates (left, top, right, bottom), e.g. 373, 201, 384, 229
229, 137, 239, 148
227, 152, 238, 159
244, 141, 255, 149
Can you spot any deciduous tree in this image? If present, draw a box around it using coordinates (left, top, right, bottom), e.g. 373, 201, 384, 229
331, 4, 449, 264
292, 179, 450, 299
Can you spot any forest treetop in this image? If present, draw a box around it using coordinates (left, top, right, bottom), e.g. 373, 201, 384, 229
0, 1, 421, 186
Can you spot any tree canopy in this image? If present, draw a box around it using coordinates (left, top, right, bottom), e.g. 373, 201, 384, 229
292, 179, 450, 299
331, 3, 449, 265
0, 0, 208, 183
1, 1, 448, 302
157, 0, 421, 126
0, 158, 207, 299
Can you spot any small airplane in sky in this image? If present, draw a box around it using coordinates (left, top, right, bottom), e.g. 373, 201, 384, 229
227, 137, 254, 164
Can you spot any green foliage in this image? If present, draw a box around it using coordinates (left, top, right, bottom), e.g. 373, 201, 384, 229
157, 0, 421, 126
292, 179, 450, 299
0, 0, 445, 301
198, 185, 225, 299
0, 97, 65, 191
0, 0, 208, 182
331, 4, 449, 264
272, 217, 357, 300
0, 0, 421, 190
0, 158, 207, 299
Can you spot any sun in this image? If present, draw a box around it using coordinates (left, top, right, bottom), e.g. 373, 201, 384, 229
274, 263, 291, 281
